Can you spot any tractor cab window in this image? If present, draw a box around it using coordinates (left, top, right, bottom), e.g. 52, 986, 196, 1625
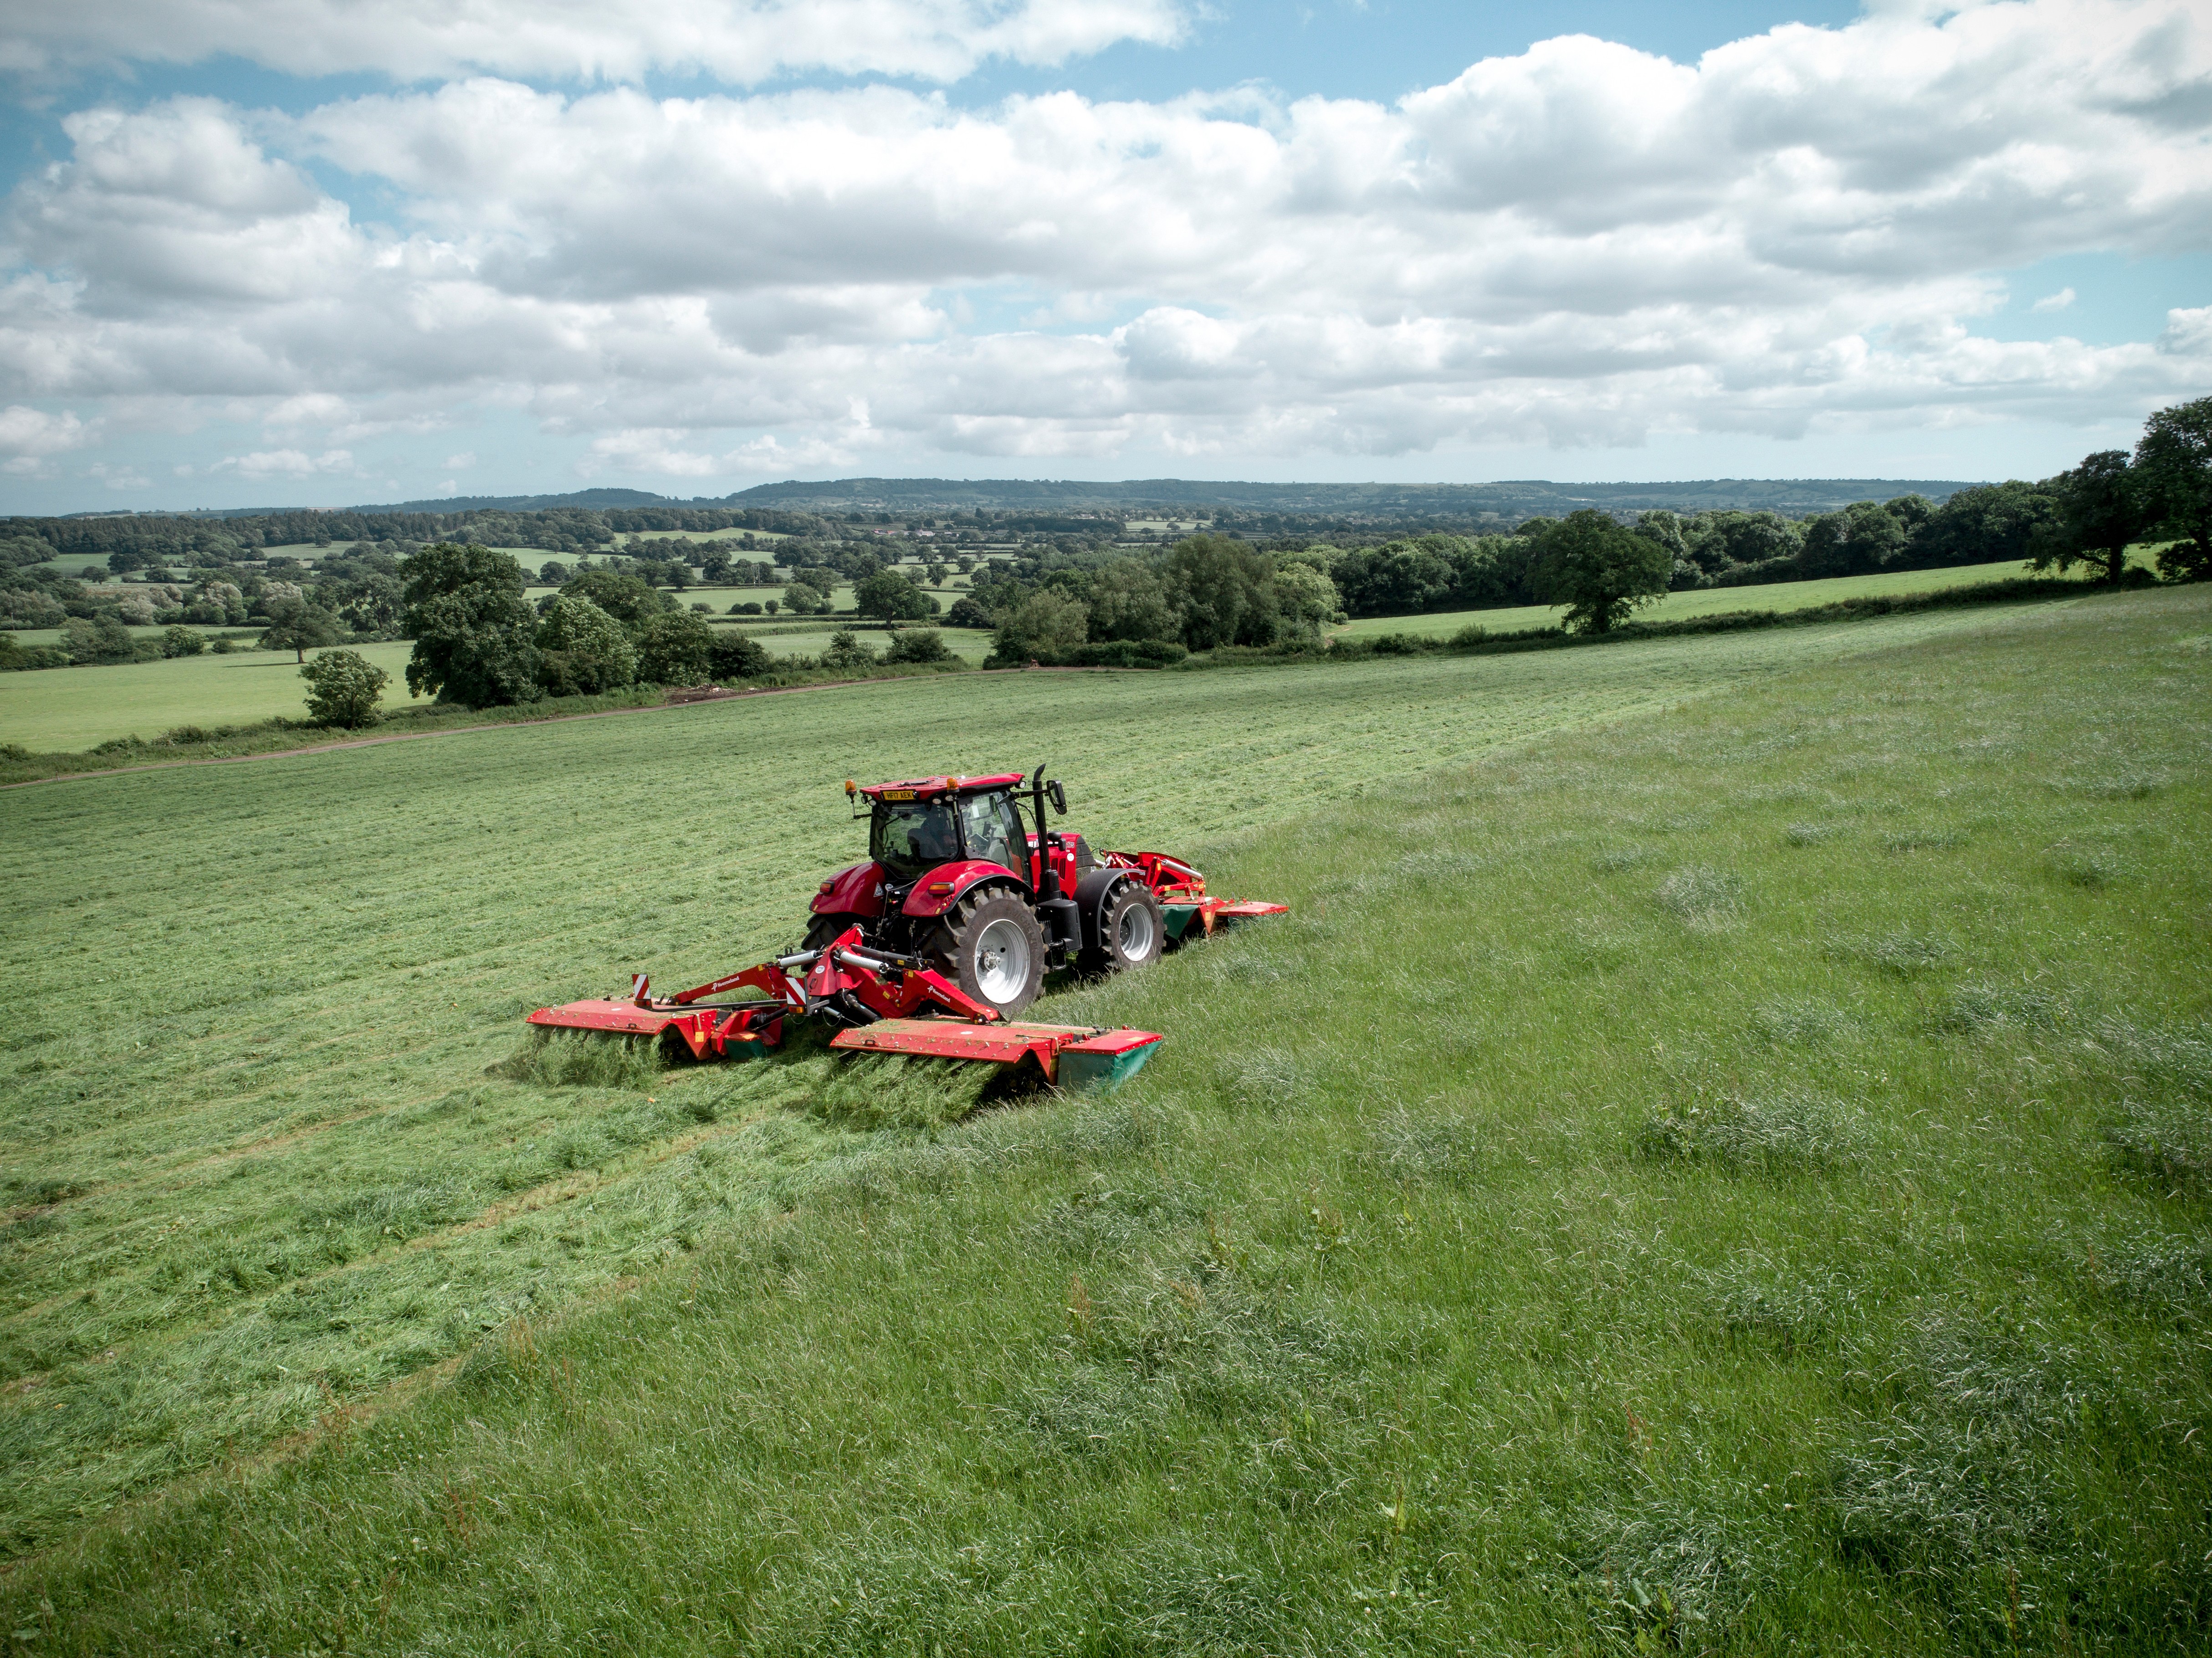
958, 791, 1022, 874
872, 798, 960, 883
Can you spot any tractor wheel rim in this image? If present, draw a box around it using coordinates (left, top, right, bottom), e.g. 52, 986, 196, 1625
973, 917, 1031, 1003
1116, 901, 1156, 962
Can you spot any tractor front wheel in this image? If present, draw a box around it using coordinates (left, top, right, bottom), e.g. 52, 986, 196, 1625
804, 914, 867, 952
927, 889, 1045, 1018
1080, 882, 1165, 975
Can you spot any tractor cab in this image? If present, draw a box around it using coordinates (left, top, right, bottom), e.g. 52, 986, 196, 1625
854, 774, 1030, 886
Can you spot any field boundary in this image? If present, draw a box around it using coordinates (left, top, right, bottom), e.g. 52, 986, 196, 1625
4, 574, 2146, 790
0, 665, 1134, 791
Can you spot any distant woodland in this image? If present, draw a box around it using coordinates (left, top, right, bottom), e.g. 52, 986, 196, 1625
5, 395, 2205, 686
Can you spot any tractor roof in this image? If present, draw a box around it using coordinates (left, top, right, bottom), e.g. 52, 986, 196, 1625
853, 773, 1024, 803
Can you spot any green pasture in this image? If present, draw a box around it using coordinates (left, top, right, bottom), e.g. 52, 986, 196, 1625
0, 558, 2147, 754
7, 620, 204, 650
705, 580, 857, 611
0, 642, 420, 751
3, 585, 2207, 1653
690, 579, 852, 607
0, 583, 979, 749
717, 624, 994, 663
1329, 555, 2150, 641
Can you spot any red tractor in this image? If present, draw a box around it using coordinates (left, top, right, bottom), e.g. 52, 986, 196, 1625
527, 768, 1284, 1089
809, 766, 1247, 1018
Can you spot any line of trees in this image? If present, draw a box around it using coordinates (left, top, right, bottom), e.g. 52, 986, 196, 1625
7, 398, 2204, 683
402, 548, 785, 706
941, 396, 2210, 658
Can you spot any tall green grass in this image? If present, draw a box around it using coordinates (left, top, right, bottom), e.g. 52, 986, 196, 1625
2, 586, 2207, 1653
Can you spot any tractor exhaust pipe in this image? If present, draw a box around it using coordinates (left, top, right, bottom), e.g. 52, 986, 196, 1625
1028, 762, 1080, 965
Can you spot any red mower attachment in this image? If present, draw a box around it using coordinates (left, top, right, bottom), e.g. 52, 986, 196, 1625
830, 1019, 1163, 1090
522, 995, 783, 1062
1096, 850, 1290, 942
528, 926, 994, 1055
526, 926, 1166, 1088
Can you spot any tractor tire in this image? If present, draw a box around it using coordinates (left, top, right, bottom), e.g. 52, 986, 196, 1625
926, 889, 1045, 1018
1080, 881, 1165, 976
804, 914, 865, 952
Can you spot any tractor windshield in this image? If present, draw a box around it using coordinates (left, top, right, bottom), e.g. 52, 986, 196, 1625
871, 798, 961, 883
958, 791, 1025, 875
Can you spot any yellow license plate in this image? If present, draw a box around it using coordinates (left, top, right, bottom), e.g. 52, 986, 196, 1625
881, 788, 916, 800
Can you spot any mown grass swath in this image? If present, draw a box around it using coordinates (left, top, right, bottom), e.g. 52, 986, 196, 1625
0, 585, 2206, 1653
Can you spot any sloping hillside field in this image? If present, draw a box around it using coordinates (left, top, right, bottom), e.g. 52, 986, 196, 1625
3, 588, 2208, 1652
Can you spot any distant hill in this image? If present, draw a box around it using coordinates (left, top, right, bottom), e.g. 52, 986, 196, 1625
126, 476, 1985, 525
333, 487, 674, 515
322, 476, 1979, 520
734, 476, 1980, 517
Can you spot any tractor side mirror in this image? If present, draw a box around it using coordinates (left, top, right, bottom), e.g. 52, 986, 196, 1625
1048, 780, 1066, 814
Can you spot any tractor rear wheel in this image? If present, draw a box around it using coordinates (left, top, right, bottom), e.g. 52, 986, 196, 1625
927, 889, 1045, 1018
1080, 882, 1165, 975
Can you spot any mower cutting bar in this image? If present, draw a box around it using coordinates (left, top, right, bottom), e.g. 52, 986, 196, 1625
829, 1018, 1163, 1089
526, 998, 783, 1061
1159, 895, 1291, 941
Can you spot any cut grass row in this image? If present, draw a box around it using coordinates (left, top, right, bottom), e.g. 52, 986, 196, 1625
0, 593, 2112, 1566
3, 583, 2204, 1651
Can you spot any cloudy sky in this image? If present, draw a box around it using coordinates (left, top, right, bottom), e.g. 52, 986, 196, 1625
1, 0, 2207, 512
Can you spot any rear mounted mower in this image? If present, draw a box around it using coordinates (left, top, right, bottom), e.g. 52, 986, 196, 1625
526, 766, 1287, 1090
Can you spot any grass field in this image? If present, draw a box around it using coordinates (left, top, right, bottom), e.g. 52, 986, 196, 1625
4, 587, 2207, 1655
0, 604, 984, 751
2, 562, 2094, 753
0, 643, 422, 750
1327, 555, 2136, 641
725, 625, 996, 663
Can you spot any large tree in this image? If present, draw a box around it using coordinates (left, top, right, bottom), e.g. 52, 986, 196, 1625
298, 650, 389, 728
2031, 451, 2150, 583
852, 568, 939, 621
401, 543, 541, 707
634, 610, 714, 686
1798, 501, 1910, 579
1912, 480, 2063, 569
1165, 533, 1277, 650
258, 596, 348, 663
1270, 562, 1341, 641
2135, 395, 2212, 582
533, 594, 637, 694
558, 568, 668, 627
993, 589, 1090, 661
1084, 559, 1179, 642
1328, 539, 1457, 617
1531, 509, 1674, 634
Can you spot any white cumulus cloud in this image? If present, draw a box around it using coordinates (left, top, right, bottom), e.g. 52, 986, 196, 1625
211, 448, 358, 479
1, 0, 2207, 481
0, 405, 101, 475
2, 0, 1188, 84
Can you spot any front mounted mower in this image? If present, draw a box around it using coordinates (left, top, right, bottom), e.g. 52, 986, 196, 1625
527, 766, 1286, 1090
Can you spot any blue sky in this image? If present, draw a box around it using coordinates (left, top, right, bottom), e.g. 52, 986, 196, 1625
1, 0, 2207, 512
